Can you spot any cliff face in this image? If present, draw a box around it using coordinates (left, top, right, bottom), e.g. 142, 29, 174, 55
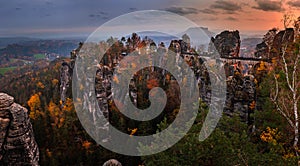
0, 93, 39, 165
255, 28, 295, 59
209, 30, 241, 57
270, 28, 294, 58
225, 73, 256, 124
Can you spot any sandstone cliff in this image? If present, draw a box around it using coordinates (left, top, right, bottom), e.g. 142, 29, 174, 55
0, 93, 39, 165
209, 30, 241, 57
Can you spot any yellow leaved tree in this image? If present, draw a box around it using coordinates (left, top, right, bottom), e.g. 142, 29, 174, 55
28, 93, 44, 120
48, 101, 65, 128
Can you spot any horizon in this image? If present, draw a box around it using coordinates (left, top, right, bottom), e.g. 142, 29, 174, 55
0, 27, 267, 40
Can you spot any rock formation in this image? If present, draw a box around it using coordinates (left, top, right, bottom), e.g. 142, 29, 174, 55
224, 73, 256, 124
66, 32, 258, 136
0, 93, 39, 165
255, 28, 295, 59
103, 159, 122, 166
60, 42, 82, 106
255, 42, 268, 58
60, 62, 71, 106
270, 28, 294, 58
209, 30, 241, 57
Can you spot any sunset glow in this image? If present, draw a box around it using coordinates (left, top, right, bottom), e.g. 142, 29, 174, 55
1, 0, 300, 38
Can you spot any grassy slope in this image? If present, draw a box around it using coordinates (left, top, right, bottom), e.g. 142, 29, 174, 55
34, 54, 45, 59
0, 67, 17, 75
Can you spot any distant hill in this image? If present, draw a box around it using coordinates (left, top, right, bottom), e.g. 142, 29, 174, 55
240, 33, 264, 40
240, 38, 262, 57
134, 27, 215, 48
241, 38, 262, 48
135, 31, 179, 47
178, 27, 215, 47
0, 40, 79, 58
0, 39, 80, 68
0, 37, 40, 48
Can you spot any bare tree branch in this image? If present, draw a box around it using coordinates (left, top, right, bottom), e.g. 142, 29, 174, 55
281, 45, 294, 93
271, 73, 295, 128
292, 53, 299, 92
274, 100, 295, 128
281, 98, 291, 117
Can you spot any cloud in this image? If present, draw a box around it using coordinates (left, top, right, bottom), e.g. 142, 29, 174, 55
45, 1, 53, 5
246, 18, 266, 21
225, 16, 238, 21
199, 8, 218, 14
252, 0, 284, 12
99, 11, 108, 15
287, 0, 300, 8
199, 17, 219, 21
210, 0, 241, 14
129, 7, 138, 11
89, 14, 96, 18
88, 11, 109, 20
164, 7, 199, 15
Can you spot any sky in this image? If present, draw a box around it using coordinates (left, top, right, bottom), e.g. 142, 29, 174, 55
1, 0, 300, 38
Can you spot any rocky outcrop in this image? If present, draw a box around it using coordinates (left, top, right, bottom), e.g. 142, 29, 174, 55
270, 28, 294, 58
103, 159, 122, 166
255, 28, 295, 59
255, 42, 268, 58
209, 30, 241, 57
68, 35, 255, 134
255, 28, 277, 58
60, 42, 83, 106
224, 73, 256, 124
169, 39, 190, 53
0, 93, 39, 165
